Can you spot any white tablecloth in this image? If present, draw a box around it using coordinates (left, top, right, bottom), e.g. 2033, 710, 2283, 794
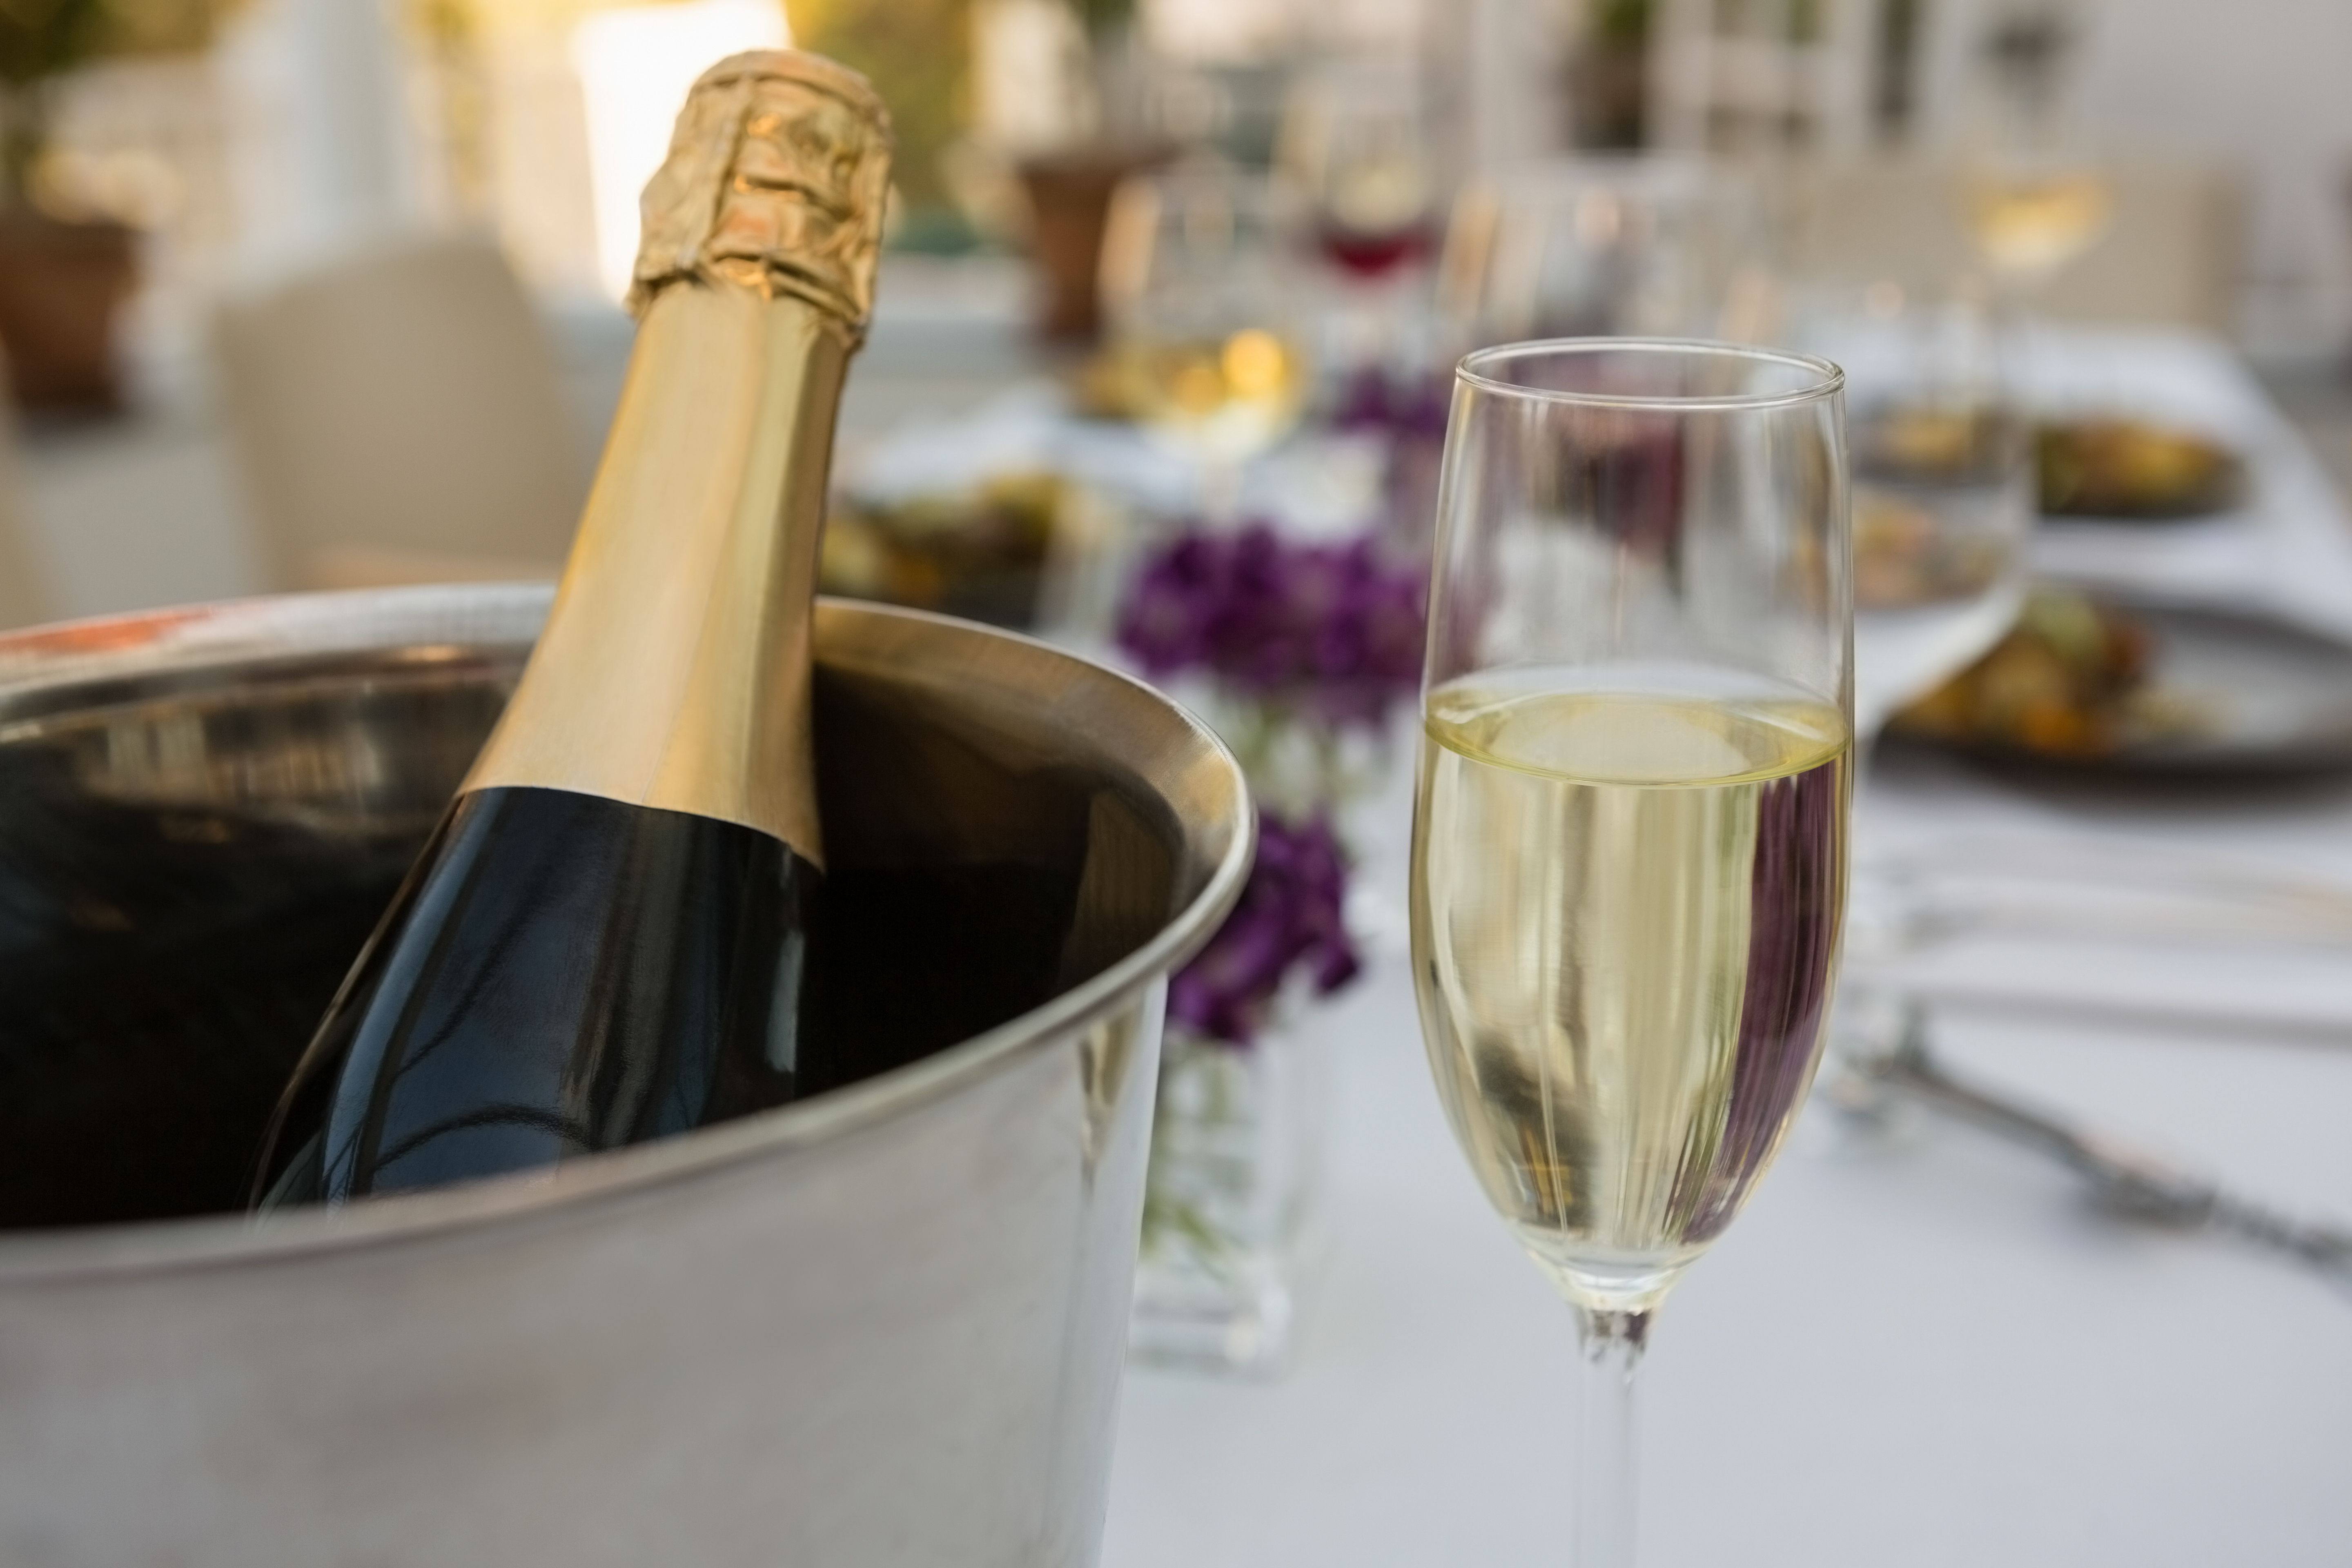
1102, 964, 2352, 1568
1100, 331, 2352, 1568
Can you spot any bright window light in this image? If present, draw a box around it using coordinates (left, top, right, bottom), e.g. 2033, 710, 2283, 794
572, 0, 791, 301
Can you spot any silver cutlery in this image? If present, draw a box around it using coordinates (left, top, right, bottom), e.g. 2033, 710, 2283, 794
1832, 1005, 2352, 1291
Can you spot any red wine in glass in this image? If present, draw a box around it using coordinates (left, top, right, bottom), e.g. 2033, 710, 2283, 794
1318, 220, 1433, 279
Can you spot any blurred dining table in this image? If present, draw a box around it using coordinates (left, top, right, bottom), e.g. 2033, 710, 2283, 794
1099, 324, 2352, 1568
9, 249, 2350, 1559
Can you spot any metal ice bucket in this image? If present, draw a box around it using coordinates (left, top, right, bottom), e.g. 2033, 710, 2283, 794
0, 586, 1251, 1568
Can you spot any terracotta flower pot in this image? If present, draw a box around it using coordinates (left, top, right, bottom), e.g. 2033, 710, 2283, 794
0, 212, 138, 415
1017, 147, 1166, 343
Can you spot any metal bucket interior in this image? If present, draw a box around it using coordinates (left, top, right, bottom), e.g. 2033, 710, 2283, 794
0, 585, 1248, 1232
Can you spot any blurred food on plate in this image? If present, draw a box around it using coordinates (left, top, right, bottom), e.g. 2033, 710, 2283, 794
1893, 588, 2165, 757
2036, 417, 2245, 519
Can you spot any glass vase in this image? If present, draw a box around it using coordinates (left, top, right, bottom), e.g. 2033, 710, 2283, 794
1129, 1010, 1330, 1378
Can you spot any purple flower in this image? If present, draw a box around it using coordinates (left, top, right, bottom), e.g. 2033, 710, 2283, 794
1115, 523, 1428, 729
1168, 811, 1361, 1047
1331, 367, 1452, 442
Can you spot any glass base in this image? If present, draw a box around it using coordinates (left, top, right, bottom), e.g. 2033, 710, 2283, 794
1127, 1251, 1308, 1379
1129, 1024, 1329, 1379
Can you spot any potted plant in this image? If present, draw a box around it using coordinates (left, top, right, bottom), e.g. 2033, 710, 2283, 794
0, 0, 143, 414
1008, 0, 1170, 341
1565, 0, 1651, 151
1115, 521, 1428, 1374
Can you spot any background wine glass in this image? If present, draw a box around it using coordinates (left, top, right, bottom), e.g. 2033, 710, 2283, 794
1959, 1, 2110, 290
1412, 340, 1851, 1568
1099, 164, 1311, 517
1789, 282, 2033, 739
1965, 160, 2109, 285
1776, 280, 2030, 1056
1278, 57, 1437, 283
1276, 55, 1440, 389
1435, 157, 1773, 354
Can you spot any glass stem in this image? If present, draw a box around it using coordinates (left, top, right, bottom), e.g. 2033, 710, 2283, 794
1840, 718, 1921, 1049
1572, 1306, 1648, 1568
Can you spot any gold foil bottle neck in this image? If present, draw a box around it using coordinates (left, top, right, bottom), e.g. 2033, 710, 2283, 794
466, 47, 891, 861
628, 49, 894, 336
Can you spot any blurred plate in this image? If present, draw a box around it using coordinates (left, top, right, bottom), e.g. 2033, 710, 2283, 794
2036, 418, 2248, 521
1893, 595, 2352, 775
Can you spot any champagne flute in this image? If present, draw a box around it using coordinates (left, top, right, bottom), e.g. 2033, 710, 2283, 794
1411, 340, 1851, 1568
1965, 162, 2109, 284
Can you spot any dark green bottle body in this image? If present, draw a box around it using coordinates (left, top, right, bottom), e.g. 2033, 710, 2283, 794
253, 786, 819, 1207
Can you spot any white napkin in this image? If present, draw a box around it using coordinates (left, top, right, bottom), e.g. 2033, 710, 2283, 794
1859, 749, 2352, 1043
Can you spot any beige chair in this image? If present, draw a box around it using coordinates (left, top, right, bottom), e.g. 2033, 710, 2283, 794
214, 235, 587, 590
1789, 156, 2243, 332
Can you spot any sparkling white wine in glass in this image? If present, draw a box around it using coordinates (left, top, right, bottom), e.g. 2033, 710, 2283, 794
1965, 167, 2110, 281
1415, 339, 1847, 1568
1413, 675, 1849, 1313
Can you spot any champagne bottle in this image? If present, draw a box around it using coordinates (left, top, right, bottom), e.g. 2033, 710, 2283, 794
251, 51, 893, 1207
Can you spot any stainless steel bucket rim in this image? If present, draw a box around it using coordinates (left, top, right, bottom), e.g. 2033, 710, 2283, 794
0, 585, 1256, 1282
